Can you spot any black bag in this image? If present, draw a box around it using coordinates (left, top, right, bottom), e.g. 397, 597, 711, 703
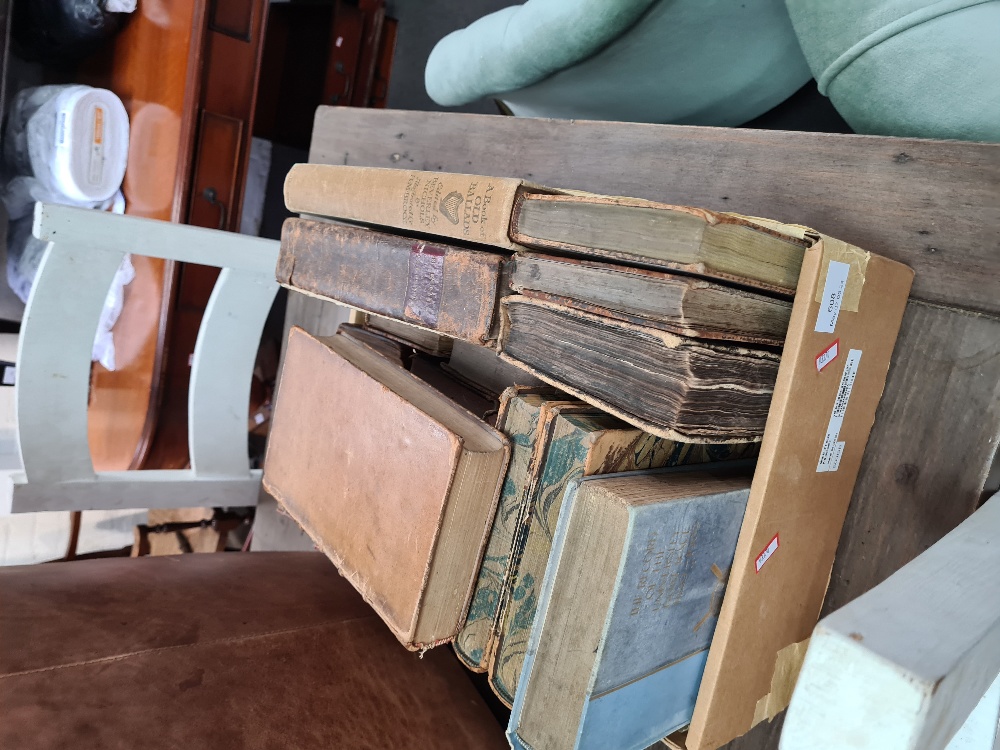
12, 0, 125, 67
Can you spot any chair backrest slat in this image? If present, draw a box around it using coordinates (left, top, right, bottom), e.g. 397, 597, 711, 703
189, 268, 279, 476
33, 203, 279, 273
3, 203, 281, 514
17, 241, 123, 482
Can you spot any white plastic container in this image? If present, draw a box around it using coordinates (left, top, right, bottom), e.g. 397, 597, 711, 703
5, 85, 129, 204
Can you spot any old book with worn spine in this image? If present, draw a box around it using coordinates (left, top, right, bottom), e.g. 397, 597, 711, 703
408, 353, 499, 424
263, 328, 510, 650
336, 323, 411, 368
498, 295, 781, 443
508, 471, 752, 750
489, 409, 759, 706
510, 252, 793, 346
365, 315, 454, 357
278, 217, 506, 345
454, 388, 572, 672
283, 164, 808, 293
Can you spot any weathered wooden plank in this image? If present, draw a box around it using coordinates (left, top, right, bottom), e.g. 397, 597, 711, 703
279, 291, 351, 363
823, 302, 1000, 615
309, 107, 1000, 315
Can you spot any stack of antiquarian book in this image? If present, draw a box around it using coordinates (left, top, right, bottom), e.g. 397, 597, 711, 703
263, 165, 806, 749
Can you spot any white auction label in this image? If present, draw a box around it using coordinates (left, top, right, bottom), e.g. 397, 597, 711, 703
755, 533, 779, 573
817, 349, 862, 472
816, 339, 839, 372
815, 260, 850, 333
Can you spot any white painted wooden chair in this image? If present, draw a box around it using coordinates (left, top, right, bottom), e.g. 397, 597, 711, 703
782, 491, 1000, 750
0, 203, 280, 515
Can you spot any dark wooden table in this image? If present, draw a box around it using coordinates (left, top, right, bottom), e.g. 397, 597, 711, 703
79, 0, 269, 472
304, 106, 1000, 750
80, 0, 393, 474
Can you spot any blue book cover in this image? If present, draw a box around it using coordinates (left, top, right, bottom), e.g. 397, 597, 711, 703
508, 470, 750, 750
490, 409, 757, 706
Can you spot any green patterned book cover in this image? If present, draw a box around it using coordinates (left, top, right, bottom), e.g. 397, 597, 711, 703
488, 410, 759, 706
454, 389, 575, 671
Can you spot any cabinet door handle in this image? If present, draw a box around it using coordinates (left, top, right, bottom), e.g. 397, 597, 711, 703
201, 187, 228, 230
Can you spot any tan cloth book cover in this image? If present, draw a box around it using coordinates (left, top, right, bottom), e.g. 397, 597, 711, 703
263, 328, 510, 650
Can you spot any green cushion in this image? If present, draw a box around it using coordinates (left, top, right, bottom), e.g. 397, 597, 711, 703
786, 0, 1000, 141
425, 0, 657, 108
425, 0, 812, 126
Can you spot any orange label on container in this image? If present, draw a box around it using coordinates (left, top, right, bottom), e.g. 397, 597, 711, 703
93, 107, 104, 145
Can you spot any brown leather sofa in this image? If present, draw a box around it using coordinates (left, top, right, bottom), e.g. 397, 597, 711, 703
0, 552, 507, 749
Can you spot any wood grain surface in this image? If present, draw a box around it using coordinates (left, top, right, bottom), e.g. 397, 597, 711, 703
307, 108, 1000, 750
310, 107, 1000, 315
823, 301, 1000, 615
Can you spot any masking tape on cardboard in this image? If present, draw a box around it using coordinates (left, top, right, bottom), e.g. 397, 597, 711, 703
751, 638, 811, 728
813, 238, 869, 314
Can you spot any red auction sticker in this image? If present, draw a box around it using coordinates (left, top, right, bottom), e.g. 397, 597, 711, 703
755, 533, 779, 573
816, 338, 840, 373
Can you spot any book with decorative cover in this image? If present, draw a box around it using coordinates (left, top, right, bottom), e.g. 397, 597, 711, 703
508, 470, 751, 750
488, 409, 759, 706
283, 164, 808, 294
454, 388, 573, 671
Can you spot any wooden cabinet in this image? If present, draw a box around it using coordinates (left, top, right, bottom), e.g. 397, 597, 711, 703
82, 0, 394, 473
82, 0, 269, 471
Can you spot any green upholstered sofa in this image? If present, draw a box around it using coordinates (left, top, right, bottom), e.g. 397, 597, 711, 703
424, 0, 812, 127
426, 0, 1000, 142
786, 0, 1000, 141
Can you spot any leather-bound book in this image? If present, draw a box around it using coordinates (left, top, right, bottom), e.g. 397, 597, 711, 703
264, 328, 510, 650
278, 217, 506, 345
497, 296, 780, 443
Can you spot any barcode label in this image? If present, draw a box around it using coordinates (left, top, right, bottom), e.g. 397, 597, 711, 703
817, 349, 862, 472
